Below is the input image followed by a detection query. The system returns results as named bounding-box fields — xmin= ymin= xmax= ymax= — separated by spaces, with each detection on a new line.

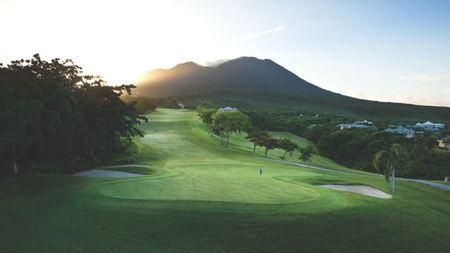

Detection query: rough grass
xmin=0 ymin=109 xmax=448 ymax=252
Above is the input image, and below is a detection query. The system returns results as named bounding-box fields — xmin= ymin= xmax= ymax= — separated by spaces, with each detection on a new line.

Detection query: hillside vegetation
xmin=135 ymin=57 xmax=450 ymax=122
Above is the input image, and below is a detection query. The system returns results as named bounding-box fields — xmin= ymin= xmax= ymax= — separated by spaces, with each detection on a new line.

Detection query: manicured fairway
xmin=0 ymin=109 xmax=449 ymax=252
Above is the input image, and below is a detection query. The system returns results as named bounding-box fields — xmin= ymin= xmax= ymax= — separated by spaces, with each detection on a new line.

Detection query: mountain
xmin=136 ymin=57 xmax=328 ymax=97
xmin=134 ymin=57 xmax=450 ymax=122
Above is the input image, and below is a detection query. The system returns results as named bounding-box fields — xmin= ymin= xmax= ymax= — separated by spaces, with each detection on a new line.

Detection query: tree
xmin=122 ymin=95 xmax=157 ymax=114
xmin=298 ymin=143 xmax=315 ymax=161
xmin=260 ymin=136 xmax=281 ymax=157
xmin=0 ymin=54 xmax=146 ymax=176
xmin=373 ymin=143 xmax=409 ymax=193
xmin=197 ymin=106 xmax=217 ymax=136
xmin=212 ymin=111 xmax=226 ymax=144
xmin=246 ymin=130 xmax=269 ymax=153
xmin=279 ymin=138 xmax=298 ymax=160
xmin=212 ymin=110 xmax=251 ymax=147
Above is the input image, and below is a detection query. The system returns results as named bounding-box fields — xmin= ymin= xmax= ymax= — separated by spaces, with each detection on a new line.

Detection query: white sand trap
xmin=73 ymin=169 xmax=146 ymax=178
xmin=319 ymin=185 xmax=392 ymax=199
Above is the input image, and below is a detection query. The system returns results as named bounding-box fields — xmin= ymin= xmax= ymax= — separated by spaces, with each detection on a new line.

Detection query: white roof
xmin=219 ymin=106 xmax=237 ymax=112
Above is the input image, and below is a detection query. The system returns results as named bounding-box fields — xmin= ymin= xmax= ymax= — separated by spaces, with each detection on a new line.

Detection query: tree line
xmin=0 ymin=55 xmax=145 ymax=177
xmin=244 ymin=112 xmax=449 ymax=180
xmin=197 ymin=105 xmax=315 ymax=160
xmin=121 ymin=95 xmax=188 ymax=114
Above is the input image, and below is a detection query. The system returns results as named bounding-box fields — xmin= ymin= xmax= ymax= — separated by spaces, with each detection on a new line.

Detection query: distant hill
xmin=135 ymin=57 xmax=450 ymax=122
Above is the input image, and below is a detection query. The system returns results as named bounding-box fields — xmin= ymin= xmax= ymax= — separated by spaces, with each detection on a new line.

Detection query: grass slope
xmin=0 ymin=109 xmax=449 ymax=252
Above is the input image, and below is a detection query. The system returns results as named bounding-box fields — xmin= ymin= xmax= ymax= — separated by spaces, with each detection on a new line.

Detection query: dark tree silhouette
xmin=0 ymin=54 xmax=146 ymax=176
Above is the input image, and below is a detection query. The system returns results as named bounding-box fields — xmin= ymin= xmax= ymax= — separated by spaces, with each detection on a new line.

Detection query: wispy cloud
xmin=350 ymin=91 xmax=367 ymax=99
xmin=230 ymin=23 xmax=286 ymax=43
xmin=394 ymin=95 xmax=450 ymax=107
xmin=203 ymin=58 xmax=230 ymax=67
xmin=400 ymin=73 xmax=450 ymax=82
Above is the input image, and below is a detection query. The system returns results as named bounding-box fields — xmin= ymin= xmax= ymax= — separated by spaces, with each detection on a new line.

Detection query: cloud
xmin=350 ymin=91 xmax=367 ymax=99
xmin=230 ymin=23 xmax=286 ymax=43
xmin=393 ymin=95 xmax=450 ymax=107
xmin=203 ymin=58 xmax=230 ymax=67
xmin=444 ymin=88 xmax=450 ymax=94
xmin=400 ymin=73 xmax=450 ymax=82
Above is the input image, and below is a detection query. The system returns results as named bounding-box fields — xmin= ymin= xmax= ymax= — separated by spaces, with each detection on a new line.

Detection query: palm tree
xmin=373 ymin=144 xmax=409 ymax=193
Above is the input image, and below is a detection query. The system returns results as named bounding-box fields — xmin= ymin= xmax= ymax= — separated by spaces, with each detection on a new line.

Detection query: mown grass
xmin=100 ymin=165 xmax=154 ymax=175
xmin=0 ymin=109 xmax=448 ymax=252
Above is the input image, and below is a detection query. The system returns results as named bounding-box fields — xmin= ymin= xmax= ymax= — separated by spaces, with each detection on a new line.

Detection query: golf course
xmin=1 ymin=109 xmax=449 ymax=252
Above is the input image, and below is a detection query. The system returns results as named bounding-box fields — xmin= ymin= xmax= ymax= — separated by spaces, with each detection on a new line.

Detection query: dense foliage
xmin=246 ymin=112 xmax=450 ymax=179
xmin=121 ymin=95 xmax=158 ymax=114
xmin=279 ymin=138 xmax=298 ymax=160
xmin=121 ymin=95 xmax=184 ymax=113
xmin=211 ymin=110 xmax=251 ymax=146
xmin=197 ymin=106 xmax=217 ymax=136
xmin=0 ymin=55 xmax=146 ymax=177
xmin=298 ymin=143 xmax=316 ymax=162
xmin=246 ymin=130 xmax=269 ymax=153
xmin=258 ymin=137 xmax=281 ymax=157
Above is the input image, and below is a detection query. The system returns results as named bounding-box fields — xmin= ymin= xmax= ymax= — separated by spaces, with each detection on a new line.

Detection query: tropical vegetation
xmin=0 ymin=55 xmax=145 ymax=176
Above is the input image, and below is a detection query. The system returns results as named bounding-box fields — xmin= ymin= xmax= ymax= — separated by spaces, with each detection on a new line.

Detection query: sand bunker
xmin=73 ymin=169 xmax=146 ymax=178
xmin=319 ymin=185 xmax=392 ymax=199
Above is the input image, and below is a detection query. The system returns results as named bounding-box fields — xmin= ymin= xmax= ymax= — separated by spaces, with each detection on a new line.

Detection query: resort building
xmin=415 ymin=121 xmax=445 ymax=130
xmin=219 ymin=106 xmax=237 ymax=112
xmin=384 ymin=126 xmax=415 ymax=138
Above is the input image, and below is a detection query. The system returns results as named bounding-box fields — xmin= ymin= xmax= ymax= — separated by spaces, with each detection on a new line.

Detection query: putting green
xmin=100 ymin=164 xmax=321 ymax=203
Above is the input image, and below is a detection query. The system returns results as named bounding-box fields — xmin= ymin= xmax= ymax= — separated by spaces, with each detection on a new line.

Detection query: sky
xmin=1 ymin=0 xmax=450 ymax=107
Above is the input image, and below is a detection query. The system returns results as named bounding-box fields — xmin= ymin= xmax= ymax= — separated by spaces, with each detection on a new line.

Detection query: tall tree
xmin=212 ymin=110 xmax=251 ymax=147
xmin=279 ymin=138 xmax=299 ymax=160
xmin=373 ymin=143 xmax=409 ymax=193
xmin=197 ymin=106 xmax=217 ymax=136
xmin=298 ymin=143 xmax=316 ymax=161
xmin=246 ymin=130 xmax=269 ymax=153
xmin=260 ymin=136 xmax=281 ymax=157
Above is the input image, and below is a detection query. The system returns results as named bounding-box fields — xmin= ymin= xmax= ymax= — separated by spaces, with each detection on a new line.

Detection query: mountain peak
xmin=136 ymin=55 xmax=322 ymax=98
xmin=217 ymin=56 xmax=272 ymax=67
xmin=171 ymin=61 xmax=202 ymax=70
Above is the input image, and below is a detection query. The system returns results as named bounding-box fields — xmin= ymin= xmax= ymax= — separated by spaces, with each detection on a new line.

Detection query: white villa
xmin=337 ymin=123 xmax=370 ymax=130
xmin=219 ymin=106 xmax=237 ymax=112
xmin=355 ymin=120 xmax=373 ymax=125
xmin=415 ymin=121 xmax=445 ymax=130
xmin=337 ymin=120 xmax=377 ymax=131
xmin=385 ymin=126 xmax=415 ymax=138
xmin=336 ymin=123 xmax=378 ymax=131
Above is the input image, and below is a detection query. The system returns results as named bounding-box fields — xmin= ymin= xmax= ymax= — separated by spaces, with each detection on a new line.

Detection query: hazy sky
xmin=1 ymin=0 xmax=449 ymax=107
